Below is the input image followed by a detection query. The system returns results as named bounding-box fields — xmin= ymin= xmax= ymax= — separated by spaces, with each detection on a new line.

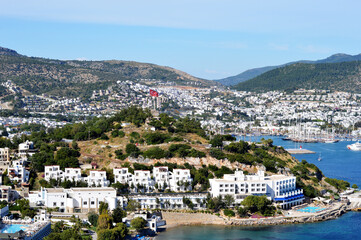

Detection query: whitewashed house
xmin=86 ymin=170 xmax=110 ymax=187
xmin=170 ymin=169 xmax=193 ymax=192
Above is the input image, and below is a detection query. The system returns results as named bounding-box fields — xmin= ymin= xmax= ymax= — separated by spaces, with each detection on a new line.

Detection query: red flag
xmin=150 ymin=89 xmax=159 ymax=97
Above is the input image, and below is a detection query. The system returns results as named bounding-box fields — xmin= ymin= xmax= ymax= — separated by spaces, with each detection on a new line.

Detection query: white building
xmin=8 ymin=159 xmax=30 ymax=183
xmin=18 ymin=140 xmax=36 ymax=158
xmin=63 ymin=168 xmax=83 ymax=182
xmin=209 ymin=169 xmax=304 ymax=209
xmin=170 ymin=169 xmax=193 ymax=192
xmin=126 ymin=193 xmax=207 ymax=210
xmin=86 ymin=170 xmax=110 ymax=187
xmin=113 ymin=168 xmax=132 ymax=184
xmin=153 ymin=166 xmax=170 ymax=189
xmin=112 ymin=167 xmax=193 ymax=192
xmin=0 ymin=147 xmax=10 ymax=161
xmin=131 ymin=170 xmax=154 ymax=192
xmin=44 ymin=166 xmax=107 ymax=186
xmin=44 ymin=165 xmax=63 ymax=181
xmin=28 ymin=187 xmax=119 ymax=213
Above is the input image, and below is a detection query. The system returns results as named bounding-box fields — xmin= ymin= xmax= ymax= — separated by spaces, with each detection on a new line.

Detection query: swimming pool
xmin=0 ymin=224 xmax=29 ymax=233
xmin=296 ymin=206 xmax=325 ymax=213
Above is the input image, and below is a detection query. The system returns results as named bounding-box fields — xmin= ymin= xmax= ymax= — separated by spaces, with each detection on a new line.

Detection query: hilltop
xmin=233 ymin=61 xmax=361 ymax=93
xmin=0 ymin=47 xmax=216 ymax=98
xmin=21 ymin=106 xmax=344 ymax=197
xmin=217 ymin=53 xmax=361 ymax=86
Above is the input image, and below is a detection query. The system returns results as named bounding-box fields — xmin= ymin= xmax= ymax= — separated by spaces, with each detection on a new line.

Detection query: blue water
xmin=0 ymin=224 xmax=29 ymax=233
xmin=156 ymin=137 xmax=361 ymax=240
xmin=296 ymin=206 xmax=325 ymax=213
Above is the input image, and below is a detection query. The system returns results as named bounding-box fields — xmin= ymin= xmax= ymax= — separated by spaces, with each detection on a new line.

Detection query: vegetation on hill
xmin=233 ymin=61 xmax=361 ymax=92
xmin=218 ymin=53 xmax=361 ymax=86
xmin=0 ymin=48 xmax=215 ymax=98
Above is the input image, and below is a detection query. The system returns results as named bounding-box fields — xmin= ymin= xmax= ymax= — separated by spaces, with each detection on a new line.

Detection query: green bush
xmin=223 ymin=209 xmax=235 ymax=217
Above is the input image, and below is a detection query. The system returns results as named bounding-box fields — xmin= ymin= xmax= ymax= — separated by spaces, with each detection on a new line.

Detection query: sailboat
xmin=318 ymin=153 xmax=322 ymax=161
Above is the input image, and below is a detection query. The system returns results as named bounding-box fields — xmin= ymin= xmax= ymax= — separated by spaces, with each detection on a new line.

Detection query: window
xmin=84 ymin=201 xmax=88 ymax=205
xmin=220 ymin=184 xmax=223 ymax=187
xmin=53 ymin=202 xmax=57 ymax=207
xmin=61 ymin=202 xmax=64 ymax=206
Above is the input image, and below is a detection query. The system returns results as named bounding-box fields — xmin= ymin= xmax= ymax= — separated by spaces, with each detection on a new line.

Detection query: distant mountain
xmin=233 ymin=61 xmax=361 ymax=93
xmin=217 ymin=53 xmax=361 ymax=86
xmin=0 ymin=47 xmax=216 ymax=98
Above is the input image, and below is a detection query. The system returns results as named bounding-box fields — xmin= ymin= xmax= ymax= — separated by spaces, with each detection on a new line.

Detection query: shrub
xmin=223 ymin=209 xmax=235 ymax=217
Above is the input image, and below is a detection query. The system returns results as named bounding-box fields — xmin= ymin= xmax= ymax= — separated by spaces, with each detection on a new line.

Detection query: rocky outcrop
xmin=0 ymin=47 xmax=20 ymax=56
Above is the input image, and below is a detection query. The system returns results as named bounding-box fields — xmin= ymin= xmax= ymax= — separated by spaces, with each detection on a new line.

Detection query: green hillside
xmin=0 ymin=47 xmax=214 ymax=98
xmin=233 ymin=61 xmax=361 ymax=92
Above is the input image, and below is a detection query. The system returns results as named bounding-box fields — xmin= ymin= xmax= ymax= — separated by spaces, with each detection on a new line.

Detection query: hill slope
xmin=0 ymin=47 xmax=215 ymax=98
xmin=233 ymin=61 xmax=361 ymax=92
xmin=217 ymin=53 xmax=361 ymax=86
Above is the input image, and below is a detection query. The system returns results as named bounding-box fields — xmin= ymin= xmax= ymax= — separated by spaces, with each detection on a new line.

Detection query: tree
xmin=125 ymin=144 xmax=141 ymax=158
xmin=55 ymin=147 xmax=80 ymax=170
xmin=241 ymin=195 xmax=274 ymax=215
xmin=224 ymin=194 xmax=235 ymax=208
xmin=210 ymin=135 xmax=223 ymax=148
xmin=99 ymin=201 xmax=109 ymax=214
xmin=72 ymin=140 xmax=80 ymax=150
xmin=130 ymin=217 xmax=147 ymax=232
xmin=112 ymin=207 xmax=126 ymax=223
xmin=237 ymin=207 xmax=248 ymax=217
xmin=97 ymin=222 xmax=128 ymax=240
xmin=126 ymin=199 xmax=140 ymax=212
xmin=97 ymin=212 xmax=113 ymax=231
xmin=352 ymin=184 xmax=358 ymax=189
xmin=88 ymin=212 xmax=99 ymax=227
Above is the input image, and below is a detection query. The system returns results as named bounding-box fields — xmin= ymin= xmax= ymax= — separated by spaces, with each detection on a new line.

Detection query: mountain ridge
xmin=217 ymin=53 xmax=361 ymax=86
xmin=0 ymin=46 xmax=216 ymax=98
xmin=232 ymin=61 xmax=361 ymax=93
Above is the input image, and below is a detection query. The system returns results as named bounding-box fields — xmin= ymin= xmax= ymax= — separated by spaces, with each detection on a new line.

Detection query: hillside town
xmin=1 ymin=80 xmax=361 ymax=139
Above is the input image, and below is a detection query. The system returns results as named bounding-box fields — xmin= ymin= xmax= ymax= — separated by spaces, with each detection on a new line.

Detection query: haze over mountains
xmin=0 ymin=47 xmax=215 ymax=98
xmin=217 ymin=53 xmax=361 ymax=86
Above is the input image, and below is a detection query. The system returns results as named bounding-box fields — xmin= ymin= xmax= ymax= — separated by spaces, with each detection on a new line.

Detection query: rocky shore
xmin=161 ymin=203 xmax=348 ymax=229
xmin=225 ymin=203 xmax=347 ymax=226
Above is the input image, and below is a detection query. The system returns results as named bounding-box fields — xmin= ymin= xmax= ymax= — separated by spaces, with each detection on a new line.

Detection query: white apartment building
xmin=126 ymin=193 xmax=207 ymax=210
xmin=170 ymin=169 xmax=193 ymax=192
xmin=112 ymin=167 xmax=193 ymax=192
xmin=44 ymin=165 xmax=63 ymax=181
xmin=131 ymin=170 xmax=154 ymax=192
xmin=86 ymin=170 xmax=110 ymax=187
xmin=0 ymin=186 xmax=14 ymax=202
xmin=18 ymin=140 xmax=36 ymax=158
xmin=0 ymin=147 xmax=10 ymax=161
xmin=28 ymin=187 xmax=119 ymax=213
xmin=8 ymin=159 xmax=30 ymax=183
xmin=113 ymin=168 xmax=132 ymax=184
xmin=44 ymin=166 xmax=108 ymax=187
xmin=209 ymin=169 xmax=304 ymax=209
xmin=63 ymin=168 xmax=83 ymax=182
xmin=0 ymin=147 xmax=10 ymax=172
xmin=153 ymin=166 xmax=170 ymax=189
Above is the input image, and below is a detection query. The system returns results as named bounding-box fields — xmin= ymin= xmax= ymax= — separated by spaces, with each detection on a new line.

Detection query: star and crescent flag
xmin=149 ymin=89 xmax=159 ymax=97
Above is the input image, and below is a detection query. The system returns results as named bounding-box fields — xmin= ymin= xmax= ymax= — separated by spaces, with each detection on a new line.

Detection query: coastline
xmin=161 ymin=203 xmax=348 ymax=230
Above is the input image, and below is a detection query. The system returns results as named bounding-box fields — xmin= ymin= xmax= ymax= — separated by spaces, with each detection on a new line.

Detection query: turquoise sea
xmin=156 ymin=137 xmax=361 ymax=240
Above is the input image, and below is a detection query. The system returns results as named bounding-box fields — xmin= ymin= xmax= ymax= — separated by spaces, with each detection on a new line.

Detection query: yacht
xmin=347 ymin=142 xmax=361 ymax=151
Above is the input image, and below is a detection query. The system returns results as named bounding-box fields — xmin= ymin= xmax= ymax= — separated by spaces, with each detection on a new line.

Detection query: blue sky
xmin=0 ymin=0 xmax=360 ymax=79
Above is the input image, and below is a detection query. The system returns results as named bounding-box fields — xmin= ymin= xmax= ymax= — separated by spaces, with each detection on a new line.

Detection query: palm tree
xmin=224 ymin=194 xmax=235 ymax=208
